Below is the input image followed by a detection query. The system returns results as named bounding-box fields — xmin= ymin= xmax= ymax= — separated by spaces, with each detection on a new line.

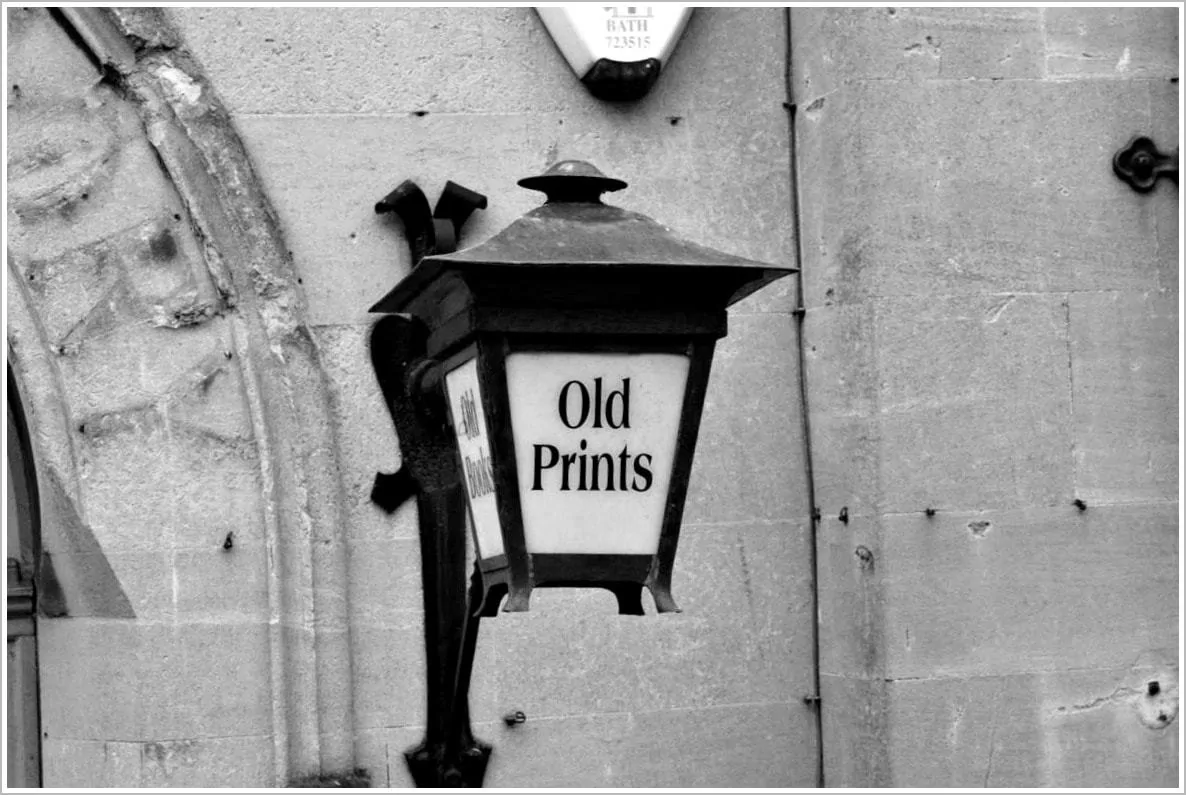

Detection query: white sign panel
xmin=445 ymin=359 xmax=505 ymax=560
xmin=505 ymin=352 xmax=690 ymax=556
xmin=537 ymin=6 xmax=693 ymax=76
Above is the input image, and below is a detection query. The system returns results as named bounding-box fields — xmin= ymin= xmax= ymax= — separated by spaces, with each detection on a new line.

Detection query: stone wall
xmin=792 ymin=7 xmax=1179 ymax=787
xmin=8 ymin=6 xmax=818 ymax=787
xmin=7 ymin=5 xmax=1177 ymax=789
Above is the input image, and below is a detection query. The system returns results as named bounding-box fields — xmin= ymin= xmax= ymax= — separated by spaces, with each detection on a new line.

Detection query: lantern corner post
xmin=368 ymin=314 xmax=492 ymax=789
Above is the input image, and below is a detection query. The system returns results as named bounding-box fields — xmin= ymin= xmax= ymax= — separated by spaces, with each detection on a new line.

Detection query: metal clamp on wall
xmin=1113 ymin=136 xmax=1179 ymax=194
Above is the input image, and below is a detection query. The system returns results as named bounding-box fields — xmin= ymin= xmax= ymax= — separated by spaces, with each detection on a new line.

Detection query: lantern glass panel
xmin=505 ymin=351 xmax=690 ymax=555
xmin=444 ymin=357 xmax=505 ymax=559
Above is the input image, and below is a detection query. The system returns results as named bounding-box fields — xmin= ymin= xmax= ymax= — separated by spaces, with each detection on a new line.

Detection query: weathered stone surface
xmin=1150 ymin=77 xmax=1179 ymax=294
xmin=8 ymin=94 xmax=196 ymax=262
xmin=313 ymin=324 xmax=418 ymax=543
xmin=685 ymin=313 xmax=808 ymax=525
xmin=805 ymin=295 xmax=1074 ymax=516
xmin=40 ymin=738 xmax=107 ymax=788
xmin=792 ymin=7 xmax=1045 ymax=99
xmin=39 ymin=620 xmax=272 ymax=740
xmin=237 ymin=111 xmax=793 ymax=326
xmin=816 ymin=516 xmax=885 ymax=681
xmin=887 ymin=664 xmax=1179 ymax=787
xmin=174 ymin=545 xmax=270 ymax=622
xmin=931 ymin=7 xmax=1046 ymax=79
xmin=819 ymin=674 xmax=891 ymax=787
xmin=5 ymin=7 xmax=99 ymax=100
xmin=877 ymin=503 xmax=1178 ymax=678
xmin=796 ymin=79 xmax=1160 ymax=306
xmin=481 ymin=522 xmax=813 ymax=721
xmin=234 ymin=113 xmax=540 ymax=327
xmin=360 ymin=702 xmax=810 ymax=788
xmin=1070 ymin=291 xmax=1178 ymax=504
xmin=1045 ymin=7 xmax=1180 ymax=78
xmin=170 ymin=8 xmax=785 ymax=117
xmin=41 ymin=735 xmax=274 ymax=788
xmin=876 ymin=294 xmax=1074 ymax=513
xmin=78 ymin=428 xmax=263 ymax=552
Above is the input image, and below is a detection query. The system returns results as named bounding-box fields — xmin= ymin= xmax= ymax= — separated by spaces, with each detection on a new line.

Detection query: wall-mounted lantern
xmin=536 ymin=6 xmax=693 ymax=101
xmin=369 ymin=161 xmax=793 ymax=787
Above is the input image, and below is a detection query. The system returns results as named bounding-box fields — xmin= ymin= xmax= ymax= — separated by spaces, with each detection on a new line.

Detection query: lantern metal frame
xmin=369 ymin=161 xmax=794 ymax=788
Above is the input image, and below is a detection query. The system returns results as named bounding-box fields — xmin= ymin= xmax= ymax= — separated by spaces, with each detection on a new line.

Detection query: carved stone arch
xmin=6 ymin=7 xmax=353 ymax=786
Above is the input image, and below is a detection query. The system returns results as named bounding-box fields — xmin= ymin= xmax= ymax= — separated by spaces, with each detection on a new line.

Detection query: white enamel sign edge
xmin=444 ymin=358 xmax=506 ymax=560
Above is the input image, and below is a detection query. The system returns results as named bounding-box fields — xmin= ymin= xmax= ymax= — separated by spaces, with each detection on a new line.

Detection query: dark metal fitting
xmin=434 ymin=180 xmax=489 ymax=248
xmin=838 ymin=506 xmax=849 ymax=525
xmin=1072 ymin=498 xmax=1087 ymax=511
xmin=376 ymin=179 xmax=488 ymax=267
xmin=1113 ymin=136 xmax=1178 ymax=193
xmin=405 ymin=358 xmax=446 ymax=425
xmin=503 ymin=710 xmax=527 ymax=727
xmin=376 ymin=180 xmax=435 ymax=266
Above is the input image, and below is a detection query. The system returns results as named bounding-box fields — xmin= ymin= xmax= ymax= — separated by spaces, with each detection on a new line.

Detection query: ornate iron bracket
xmin=1113 ymin=136 xmax=1179 ymax=194
xmin=376 ymin=180 xmax=488 ymax=266
xmin=369 ymin=314 xmax=491 ymax=788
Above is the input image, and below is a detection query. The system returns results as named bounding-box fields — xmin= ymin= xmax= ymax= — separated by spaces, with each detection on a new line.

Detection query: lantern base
xmin=472 ymin=553 xmax=680 ymax=616
xmin=405 ymin=739 xmax=491 ymax=788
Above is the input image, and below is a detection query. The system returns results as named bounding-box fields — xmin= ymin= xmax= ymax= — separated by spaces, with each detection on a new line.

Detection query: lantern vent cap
xmin=517 ymin=160 xmax=627 ymax=204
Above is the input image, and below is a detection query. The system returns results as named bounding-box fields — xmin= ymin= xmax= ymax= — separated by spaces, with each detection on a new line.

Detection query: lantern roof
xmin=370 ymin=161 xmax=795 ymax=314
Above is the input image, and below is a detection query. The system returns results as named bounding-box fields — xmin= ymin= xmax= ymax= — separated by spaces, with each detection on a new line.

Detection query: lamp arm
xmin=369 ymin=314 xmax=492 ymax=788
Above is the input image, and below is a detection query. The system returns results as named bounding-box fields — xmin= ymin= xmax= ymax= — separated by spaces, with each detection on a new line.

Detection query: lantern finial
xmin=517 ymin=160 xmax=628 ymax=204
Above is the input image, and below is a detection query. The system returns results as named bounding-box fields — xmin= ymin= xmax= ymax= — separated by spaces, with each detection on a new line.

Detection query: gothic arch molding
xmin=6 ymin=7 xmax=354 ymax=784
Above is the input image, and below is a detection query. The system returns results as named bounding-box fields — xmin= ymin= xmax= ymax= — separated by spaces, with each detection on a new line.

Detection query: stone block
xmin=171 ymin=7 xmax=784 ymax=117
xmin=44 ymin=734 xmax=274 ymax=788
xmin=78 ymin=422 xmax=263 ymax=552
xmin=5 ymin=7 xmax=101 ymax=101
xmin=1045 ymin=7 xmax=1179 ymax=78
xmin=875 ymin=294 xmax=1074 ymax=513
xmin=40 ymin=738 xmax=107 ymax=788
xmin=796 ymin=80 xmax=1160 ymax=306
xmin=480 ymin=702 xmax=811 ymax=788
xmin=174 ymin=545 xmax=270 ymax=622
xmin=346 ymin=538 xmax=425 ymax=628
xmin=138 ymin=735 xmax=274 ymax=788
xmin=312 ymin=322 xmax=428 ymax=544
xmin=685 ymin=313 xmax=809 ymax=525
xmin=39 ymin=619 xmax=272 ymax=740
xmin=686 ymin=110 xmax=795 ymax=315
xmin=170 ymin=7 xmax=570 ymax=116
xmin=354 ymin=725 xmax=424 ymax=788
xmin=349 ymin=613 xmax=430 ymax=731
xmin=793 ymin=7 xmax=1045 ymax=92
xmin=877 ymin=503 xmax=1178 ymax=678
xmin=886 ymin=664 xmax=1179 ymax=787
xmin=818 ymin=674 xmax=891 ymax=787
xmin=790 ymin=8 xmax=941 ymax=101
xmin=56 ymin=317 xmax=237 ymax=419
xmin=930 ymin=7 xmax=1046 ymax=79
xmin=805 ymin=295 xmax=1074 ymax=515
xmin=1150 ymin=76 xmax=1178 ymax=294
xmin=234 ymin=113 xmax=540 ymax=327
xmin=816 ymin=516 xmax=885 ymax=680
xmin=800 ymin=304 xmax=880 ymax=517
xmin=91 ymin=549 xmax=171 ymax=621
xmin=660 ymin=7 xmax=788 ymax=117
xmin=1070 ymin=291 xmax=1177 ymax=504
xmin=482 ymin=522 xmax=813 ymax=721
xmin=10 ymin=95 xmax=193 ymax=262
